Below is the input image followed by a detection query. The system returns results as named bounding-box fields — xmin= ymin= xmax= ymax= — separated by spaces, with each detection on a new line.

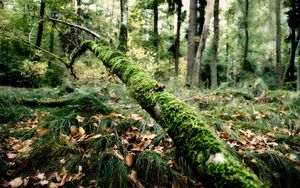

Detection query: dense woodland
xmin=0 ymin=0 xmax=299 ymax=187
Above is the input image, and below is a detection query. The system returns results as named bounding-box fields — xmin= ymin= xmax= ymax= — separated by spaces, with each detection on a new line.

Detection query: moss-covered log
xmin=72 ymin=40 xmax=263 ymax=188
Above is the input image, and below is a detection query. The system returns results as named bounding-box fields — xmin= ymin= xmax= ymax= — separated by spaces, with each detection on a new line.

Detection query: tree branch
xmin=47 ymin=17 xmax=101 ymax=39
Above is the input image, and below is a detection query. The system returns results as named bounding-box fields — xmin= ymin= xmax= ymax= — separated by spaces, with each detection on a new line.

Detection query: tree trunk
xmin=297 ymin=44 xmax=300 ymax=91
xmin=194 ymin=0 xmax=214 ymax=86
xmin=186 ymin=0 xmax=198 ymax=87
xmin=120 ymin=0 xmax=128 ymax=25
xmin=154 ymin=0 xmax=159 ymax=64
xmin=242 ymin=0 xmax=253 ymax=72
xmin=0 ymin=0 xmax=4 ymax=9
xmin=275 ymin=0 xmax=282 ymax=87
xmin=210 ymin=0 xmax=219 ymax=90
xmin=36 ymin=1 xmax=46 ymax=48
xmin=286 ymin=27 xmax=297 ymax=82
xmin=174 ymin=2 xmax=182 ymax=76
xmin=71 ymin=40 xmax=263 ymax=187
xmin=77 ymin=0 xmax=83 ymax=25
xmin=119 ymin=0 xmax=128 ymax=52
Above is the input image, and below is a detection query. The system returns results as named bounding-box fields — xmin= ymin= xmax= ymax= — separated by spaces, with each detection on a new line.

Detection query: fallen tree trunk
xmin=72 ymin=40 xmax=263 ymax=187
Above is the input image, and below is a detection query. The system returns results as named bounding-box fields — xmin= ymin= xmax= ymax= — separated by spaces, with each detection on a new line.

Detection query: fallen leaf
xmin=49 ymin=182 xmax=59 ymax=188
xmin=76 ymin=115 xmax=85 ymax=123
xmin=40 ymin=180 xmax=49 ymax=186
xmin=251 ymin=159 xmax=257 ymax=163
xmin=78 ymin=127 xmax=85 ymax=136
xmin=238 ymin=149 xmax=244 ymax=156
xmin=125 ymin=152 xmax=133 ymax=167
xmin=129 ymin=170 xmax=138 ymax=183
xmin=131 ymin=114 xmax=143 ymax=121
xmin=36 ymin=127 xmax=47 ymax=136
xmin=36 ymin=173 xmax=45 ymax=180
xmin=7 ymin=152 xmax=17 ymax=160
xmin=12 ymin=143 xmax=25 ymax=151
xmin=9 ymin=177 xmax=23 ymax=188
xmin=219 ymin=131 xmax=230 ymax=139
xmin=70 ymin=126 xmax=78 ymax=136
xmin=85 ymin=134 xmax=102 ymax=141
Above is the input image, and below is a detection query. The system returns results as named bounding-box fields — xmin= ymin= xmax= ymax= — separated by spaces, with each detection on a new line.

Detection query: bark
xmin=210 ymin=0 xmax=219 ymax=90
xmin=197 ymin=0 xmax=207 ymax=36
xmin=174 ymin=2 xmax=182 ymax=76
xmin=186 ymin=0 xmax=197 ymax=86
xmin=297 ymin=44 xmax=300 ymax=91
xmin=36 ymin=1 xmax=46 ymax=48
xmin=120 ymin=0 xmax=128 ymax=26
xmin=194 ymin=0 xmax=214 ymax=86
xmin=119 ymin=0 xmax=128 ymax=52
xmin=0 ymin=0 xmax=4 ymax=9
xmin=71 ymin=40 xmax=263 ymax=187
xmin=242 ymin=0 xmax=253 ymax=72
xmin=48 ymin=17 xmax=101 ymax=39
xmin=154 ymin=0 xmax=159 ymax=64
xmin=286 ymin=27 xmax=297 ymax=82
xmin=275 ymin=0 xmax=282 ymax=87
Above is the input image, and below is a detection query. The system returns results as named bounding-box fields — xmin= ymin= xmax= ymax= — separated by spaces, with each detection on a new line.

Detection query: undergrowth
xmin=0 ymin=84 xmax=299 ymax=187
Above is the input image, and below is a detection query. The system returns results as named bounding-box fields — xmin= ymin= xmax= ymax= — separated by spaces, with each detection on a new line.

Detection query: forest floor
xmin=0 ymin=82 xmax=299 ymax=188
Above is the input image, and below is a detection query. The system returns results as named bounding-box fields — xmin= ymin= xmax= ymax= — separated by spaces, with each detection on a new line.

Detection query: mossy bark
xmin=72 ymin=40 xmax=264 ymax=188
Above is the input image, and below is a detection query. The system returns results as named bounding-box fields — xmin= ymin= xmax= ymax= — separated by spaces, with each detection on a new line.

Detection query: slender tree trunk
xmin=197 ymin=0 xmax=207 ymax=36
xmin=210 ymin=0 xmax=219 ymax=90
xmin=275 ymin=0 xmax=282 ymax=87
xmin=186 ymin=0 xmax=197 ymax=86
xmin=286 ymin=25 xmax=297 ymax=82
xmin=0 ymin=0 xmax=4 ymax=9
xmin=77 ymin=0 xmax=83 ymax=25
xmin=297 ymin=42 xmax=300 ymax=91
xmin=71 ymin=40 xmax=263 ymax=187
xmin=119 ymin=0 xmax=128 ymax=52
xmin=120 ymin=0 xmax=128 ymax=25
xmin=194 ymin=0 xmax=214 ymax=86
xmin=242 ymin=0 xmax=252 ymax=72
xmin=36 ymin=1 xmax=46 ymax=48
xmin=154 ymin=0 xmax=159 ymax=64
xmin=174 ymin=2 xmax=182 ymax=76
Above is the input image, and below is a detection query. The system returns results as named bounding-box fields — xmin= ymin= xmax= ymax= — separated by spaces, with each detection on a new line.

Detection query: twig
xmin=47 ymin=17 xmax=101 ymax=39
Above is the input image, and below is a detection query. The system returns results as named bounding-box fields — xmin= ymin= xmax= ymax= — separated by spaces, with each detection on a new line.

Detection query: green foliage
xmin=136 ymin=151 xmax=182 ymax=187
xmin=244 ymin=151 xmax=300 ymax=188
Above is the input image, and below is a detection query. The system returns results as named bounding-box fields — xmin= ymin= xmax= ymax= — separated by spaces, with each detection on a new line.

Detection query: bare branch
xmin=47 ymin=17 xmax=101 ymax=39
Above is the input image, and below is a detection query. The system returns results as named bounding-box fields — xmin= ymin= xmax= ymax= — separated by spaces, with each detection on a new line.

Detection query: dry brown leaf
xmin=131 ymin=114 xmax=144 ymax=121
xmin=7 ymin=152 xmax=17 ymax=160
xmin=251 ymin=159 xmax=257 ymax=163
xmin=219 ymin=131 xmax=230 ymax=139
xmin=125 ymin=152 xmax=133 ymax=167
xmin=49 ymin=182 xmax=59 ymax=188
xmin=40 ymin=180 xmax=49 ymax=186
xmin=12 ymin=143 xmax=25 ymax=151
xmin=60 ymin=134 xmax=70 ymax=142
xmin=76 ymin=115 xmax=85 ymax=123
xmin=60 ymin=167 xmax=68 ymax=186
xmin=140 ymin=133 xmax=156 ymax=141
xmin=113 ymin=149 xmax=124 ymax=160
xmin=129 ymin=170 xmax=138 ymax=183
xmin=85 ymin=134 xmax=102 ymax=141
xmin=70 ymin=126 xmax=78 ymax=136
xmin=267 ymin=142 xmax=278 ymax=147
xmin=36 ymin=127 xmax=47 ymax=136
xmin=78 ymin=127 xmax=85 ymax=136
xmin=238 ymin=149 xmax=244 ymax=156
xmin=36 ymin=173 xmax=45 ymax=180
xmin=9 ymin=177 xmax=23 ymax=188
xmin=239 ymin=139 xmax=248 ymax=145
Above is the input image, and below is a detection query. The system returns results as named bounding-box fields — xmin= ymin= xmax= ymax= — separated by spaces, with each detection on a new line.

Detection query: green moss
xmin=72 ymin=40 xmax=264 ymax=187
